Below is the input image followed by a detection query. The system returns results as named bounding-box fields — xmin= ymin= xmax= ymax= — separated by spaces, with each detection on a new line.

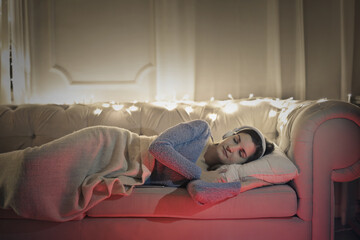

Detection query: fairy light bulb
xmin=185 ymin=106 xmax=194 ymax=114
xmin=128 ymin=106 xmax=139 ymax=112
xmin=223 ymin=103 xmax=238 ymax=114
xmin=208 ymin=113 xmax=217 ymax=121
xmin=93 ymin=108 xmax=102 ymax=115
xmin=268 ymin=109 xmax=277 ymax=117
xmin=112 ymin=104 xmax=124 ymax=111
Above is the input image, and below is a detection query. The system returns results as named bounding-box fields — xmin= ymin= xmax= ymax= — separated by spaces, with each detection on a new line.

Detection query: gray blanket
xmin=0 ymin=126 xmax=155 ymax=222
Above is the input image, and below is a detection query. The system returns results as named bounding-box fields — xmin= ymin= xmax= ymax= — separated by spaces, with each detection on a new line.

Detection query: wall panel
xmin=29 ymin=0 xmax=156 ymax=104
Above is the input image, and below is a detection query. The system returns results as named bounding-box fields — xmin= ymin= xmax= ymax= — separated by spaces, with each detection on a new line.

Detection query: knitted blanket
xmin=0 ymin=126 xmax=155 ymax=222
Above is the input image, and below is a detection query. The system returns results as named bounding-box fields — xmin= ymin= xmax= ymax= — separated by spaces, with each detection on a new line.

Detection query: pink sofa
xmin=0 ymin=97 xmax=359 ymax=240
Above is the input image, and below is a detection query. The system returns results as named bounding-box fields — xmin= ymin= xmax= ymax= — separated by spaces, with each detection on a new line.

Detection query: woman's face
xmin=216 ymin=133 xmax=256 ymax=165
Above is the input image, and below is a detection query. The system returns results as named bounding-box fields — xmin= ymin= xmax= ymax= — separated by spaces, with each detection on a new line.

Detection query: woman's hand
xmin=200 ymin=168 xmax=228 ymax=183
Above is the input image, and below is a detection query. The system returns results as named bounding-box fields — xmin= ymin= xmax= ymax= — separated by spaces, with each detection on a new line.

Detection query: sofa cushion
xmin=0 ymin=103 xmax=142 ymax=153
xmin=139 ymin=99 xmax=282 ymax=143
xmin=87 ymin=184 xmax=297 ymax=219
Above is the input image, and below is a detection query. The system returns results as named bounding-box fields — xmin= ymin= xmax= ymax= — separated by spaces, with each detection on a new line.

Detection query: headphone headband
xmin=222 ymin=126 xmax=266 ymax=158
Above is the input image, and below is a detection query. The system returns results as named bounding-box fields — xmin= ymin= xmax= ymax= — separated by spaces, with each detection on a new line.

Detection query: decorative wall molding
xmin=49 ymin=63 xmax=155 ymax=86
xmin=24 ymin=0 xmax=353 ymax=104
xmin=48 ymin=0 xmax=156 ymax=86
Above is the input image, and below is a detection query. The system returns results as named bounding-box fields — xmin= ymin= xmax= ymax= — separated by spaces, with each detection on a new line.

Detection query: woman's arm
xmin=148 ymin=120 xmax=211 ymax=180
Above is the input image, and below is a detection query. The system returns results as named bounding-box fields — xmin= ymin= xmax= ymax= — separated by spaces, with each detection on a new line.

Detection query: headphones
xmin=222 ymin=126 xmax=266 ymax=158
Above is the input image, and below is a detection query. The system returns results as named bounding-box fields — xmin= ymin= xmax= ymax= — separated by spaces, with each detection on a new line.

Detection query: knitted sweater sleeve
xmin=187 ymin=180 xmax=242 ymax=205
xmin=148 ymin=120 xmax=211 ymax=180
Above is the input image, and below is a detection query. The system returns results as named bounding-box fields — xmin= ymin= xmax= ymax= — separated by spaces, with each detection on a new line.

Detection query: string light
xmin=348 ymin=93 xmax=352 ymax=103
xmin=128 ymin=105 xmax=139 ymax=112
xmin=268 ymin=109 xmax=277 ymax=117
xmin=239 ymin=99 xmax=263 ymax=106
xmin=152 ymin=102 xmax=178 ymax=111
xmin=93 ymin=108 xmax=102 ymax=115
xmin=165 ymin=102 xmax=177 ymax=111
xmin=223 ymin=103 xmax=238 ymax=114
xmin=185 ymin=106 xmax=194 ymax=114
xmin=208 ymin=113 xmax=217 ymax=121
xmin=197 ymin=102 xmax=207 ymax=107
xmin=317 ymin=98 xmax=328 ymax=103
xmin=112 ymin=104 xmax=124 ymax=111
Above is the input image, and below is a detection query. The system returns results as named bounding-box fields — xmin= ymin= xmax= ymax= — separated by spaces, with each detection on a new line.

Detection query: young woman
xmin=0 ymin=119 xmax=274 ymax=221
xmin=147 ymin=119 xmax=274 ymax=186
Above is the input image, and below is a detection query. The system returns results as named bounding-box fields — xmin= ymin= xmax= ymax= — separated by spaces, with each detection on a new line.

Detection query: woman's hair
xmin=209 ymin=128 xmax=275 ymax=171
xmin=237 ymin=129 xmax=275 ymax=163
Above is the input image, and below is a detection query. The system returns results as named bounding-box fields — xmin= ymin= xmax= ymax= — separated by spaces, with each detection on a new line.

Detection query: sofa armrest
xmin=332 ymin=159 xmax=360 ymax=182
xmin=284 ymin=100 xmax=360 ymax=240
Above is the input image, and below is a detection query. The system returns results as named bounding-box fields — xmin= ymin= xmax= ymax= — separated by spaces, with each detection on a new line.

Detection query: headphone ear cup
xmin=222 ymin=126 xmax=251 ymax=139
xmin=222 ymin=131 xmax=233 ymax=139
xmin=233 ymin=126 xmax=248 ymax=133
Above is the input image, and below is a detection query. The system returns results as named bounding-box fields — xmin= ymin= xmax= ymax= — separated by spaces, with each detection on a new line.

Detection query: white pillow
xmin=220 ymin=145 xmax=299 ymax=189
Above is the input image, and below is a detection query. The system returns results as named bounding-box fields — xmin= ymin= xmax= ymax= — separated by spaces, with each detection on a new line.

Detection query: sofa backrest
xmin=0 ymin=98 xmax=305 ymax=154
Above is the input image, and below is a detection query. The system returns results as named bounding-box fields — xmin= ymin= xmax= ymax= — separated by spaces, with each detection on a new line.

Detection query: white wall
xmin=352 ymin=0 xmax=360 ymax=97
xmin=24 ymin=0 xmax=300 ymax=104
xmin=303 ymin=0 xmax=353 ymax=100
xmin=28 ymin=0 xmax=157 ymax=103
xmin=194 ymin=0 xmax=284 ymax=100
xmin=1 ymin=0 xmax=358 ymax=104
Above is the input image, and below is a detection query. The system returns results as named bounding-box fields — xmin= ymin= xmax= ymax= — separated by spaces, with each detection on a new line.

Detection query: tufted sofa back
xmin=0 ymin=98 xmax=307 ymax=154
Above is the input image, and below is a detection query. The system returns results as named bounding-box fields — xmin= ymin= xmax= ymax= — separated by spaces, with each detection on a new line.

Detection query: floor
xmin=335 ymin=215 xmax=360 ymax=240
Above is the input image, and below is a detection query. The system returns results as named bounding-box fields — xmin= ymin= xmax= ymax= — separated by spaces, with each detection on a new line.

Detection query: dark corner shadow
xmin=0 ymin=209 xmax=82 ymax=234
xmin=0 ymin=217 xmax=65 ymax=234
